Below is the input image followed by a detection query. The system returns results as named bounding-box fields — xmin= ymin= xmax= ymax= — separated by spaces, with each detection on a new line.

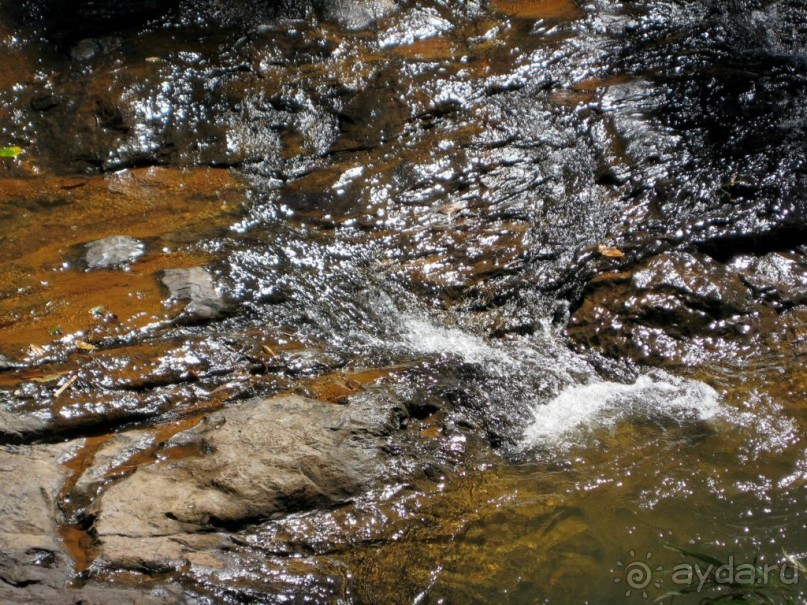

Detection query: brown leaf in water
xmin=597 ymin=244 xmax=625 ymax=259
xmin=28 ymin=344 xmax=46 ymax=357
xmin=30 ymin=373 xmax=68 ymax=383
xmin=437 ymin=202 xmax=466 ymax=217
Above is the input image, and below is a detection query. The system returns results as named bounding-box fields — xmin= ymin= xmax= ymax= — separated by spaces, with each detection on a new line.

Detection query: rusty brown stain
xmin=490 ymin=0 xmax=583 ymax=20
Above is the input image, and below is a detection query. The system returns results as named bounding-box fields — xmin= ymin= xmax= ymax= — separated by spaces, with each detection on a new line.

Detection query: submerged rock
xmin=317 ymin=0 xmax=399 ymax=30
xmin=85 ymin=235 xmax=145 ymax=269
xmin=161 ymin=267 xmax=227 ymax=322
xmin=69 ymin=38 xmax=101 ymax=62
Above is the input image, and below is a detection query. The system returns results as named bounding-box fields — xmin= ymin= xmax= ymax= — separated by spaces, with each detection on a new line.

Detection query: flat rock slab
xmin=0 ymin=444 xmax=71 ymax=555
xmin=92 ymin=393 xmax=400 ymax=568
xmin=0 ymin=443 xmax=178 ymax=603
xmin=85 ymin=235 xmax=144 ymax=269
xmin=0 ymin=551 xmax=181 ymax=605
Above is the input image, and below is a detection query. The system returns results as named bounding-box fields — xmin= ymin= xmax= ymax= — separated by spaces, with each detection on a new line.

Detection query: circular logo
xmin=613 ymin=550 xmax=664 ymax=599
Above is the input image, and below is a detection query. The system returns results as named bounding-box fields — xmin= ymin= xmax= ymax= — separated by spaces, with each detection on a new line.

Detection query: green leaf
xmin=654 ymin=589 xmax=685 ymax=602
xmin=664 ymin=543 xmax=725 ymax=567
xmin=0 ymin=146 xmax=23 ymax=158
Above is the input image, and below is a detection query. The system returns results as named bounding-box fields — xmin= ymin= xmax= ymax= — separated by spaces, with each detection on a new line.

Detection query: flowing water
xmin=0 ymin=0 xmax=806 ymax=602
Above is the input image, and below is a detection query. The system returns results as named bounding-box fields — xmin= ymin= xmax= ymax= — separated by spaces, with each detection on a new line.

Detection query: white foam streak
xmin=400 ymin=317 xmax=513 ymax=365
xmin=523 ymin=373 xmax=723 ymax=448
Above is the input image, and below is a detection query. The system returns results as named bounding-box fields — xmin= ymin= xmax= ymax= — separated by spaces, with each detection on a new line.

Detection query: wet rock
xmin=161 ymin=267 xmax=227 ymax=322
xmin=0 ymin=551 xmax=182 ymax=604
xmin=729 ymin=251 xmax=807 ymax=309
xmin=282 ymin=349 xmax=348 ymax=376
xmin=0 ymin=354 xmax=25 ymax=372
xmin=91 ymin=394 xmax=401 ymax=568
xmin=0 ymin=411 xmax=47 ymax=442
xmin=85 ymin=235 xmax=144 ymax=269
xmin=628 ymin=251 xmax=750 ymax=314
xmin=71 ymin=430 xmax=156 ymax=497
xmin=377 ymin=5 xmax=453 ymax=48
xmin=568 ymin=251 xmax=756 ymax=363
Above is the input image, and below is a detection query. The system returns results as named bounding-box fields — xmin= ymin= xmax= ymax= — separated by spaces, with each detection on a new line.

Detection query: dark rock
xmin=69 ymin=38 xmax=102 ymax=62
xmin=161 ymin=267 xmax=227 ymax=322
xmin=21 ymin=0 xmax=176 ymax=41
xmin=30 ymin=92 xmax=61 ymax=112
xmin=85 ymin=235 xmax=144 ymax=269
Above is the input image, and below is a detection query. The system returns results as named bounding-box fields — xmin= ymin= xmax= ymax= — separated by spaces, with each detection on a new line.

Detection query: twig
xmin=54 ymin=375 xmax=78 ymax=398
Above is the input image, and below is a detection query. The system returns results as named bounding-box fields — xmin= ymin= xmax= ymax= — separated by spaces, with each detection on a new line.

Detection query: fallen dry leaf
xmin=75 ymin=341 xmax=97 ymax=351
xmin=597 ymin=243 xmax=625 ymax=259
xmin=28 ymin=344 xmax=46 ymax=357
xmin=437 ymin=202 xmax=466 ymax=217
xmin=30 ymin=373 xmax=68 ymax=384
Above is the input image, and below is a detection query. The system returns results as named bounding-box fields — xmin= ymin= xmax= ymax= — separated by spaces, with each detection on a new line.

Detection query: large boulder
xmin=91 ymin=393 xmax=404 ymax=569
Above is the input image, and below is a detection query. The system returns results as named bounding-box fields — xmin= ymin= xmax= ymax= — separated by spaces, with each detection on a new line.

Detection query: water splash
xmin=522 ymin=372 xmax=723 ymax=449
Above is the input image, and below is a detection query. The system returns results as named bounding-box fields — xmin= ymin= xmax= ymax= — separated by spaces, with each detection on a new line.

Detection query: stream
xmin=0 ymin=0 xmax=806 ymax=603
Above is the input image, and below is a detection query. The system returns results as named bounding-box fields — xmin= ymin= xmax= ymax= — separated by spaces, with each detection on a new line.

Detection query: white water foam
xmin=394 ymin=313 xmax=738 ymax=454
xmin=399 ymin=316 xmax=514 ymax=365
xmin=522 ymin=372 xmax=724 ymax=449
